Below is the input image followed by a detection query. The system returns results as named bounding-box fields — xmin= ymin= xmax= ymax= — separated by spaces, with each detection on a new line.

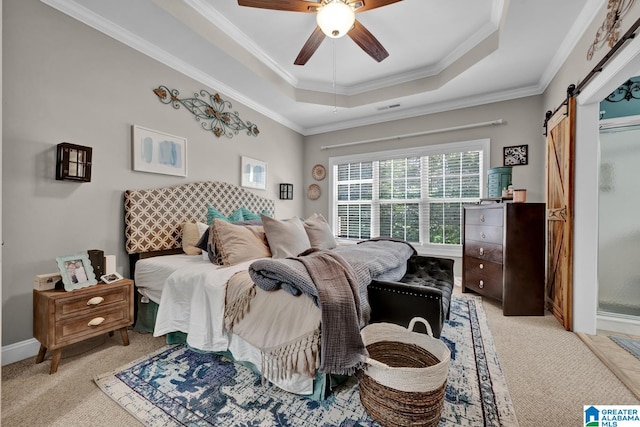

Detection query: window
xmin=329 ymin=139 xmax=489 ymax=256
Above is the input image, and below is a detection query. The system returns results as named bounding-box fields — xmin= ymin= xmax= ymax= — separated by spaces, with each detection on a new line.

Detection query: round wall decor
xmin=312 ymin=164 xmax=326 ymax=181
xmin=307 ymin=184 xmax=321 ymax=200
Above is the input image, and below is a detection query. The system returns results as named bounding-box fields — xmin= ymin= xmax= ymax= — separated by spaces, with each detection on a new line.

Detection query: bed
xmin=124 ymin=181 xmax=415 ymax=399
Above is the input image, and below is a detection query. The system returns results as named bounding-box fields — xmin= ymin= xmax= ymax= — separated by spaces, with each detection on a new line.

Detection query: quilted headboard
xmin=124 ymin=181 xmax=275 ymax=255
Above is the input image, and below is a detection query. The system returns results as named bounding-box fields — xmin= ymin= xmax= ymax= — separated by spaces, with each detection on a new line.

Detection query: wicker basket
xmin=359 ymin=317 xmax=450 ymax=427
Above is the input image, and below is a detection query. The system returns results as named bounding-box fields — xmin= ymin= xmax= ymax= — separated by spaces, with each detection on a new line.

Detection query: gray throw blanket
xmin=297 ymin=250 xmax=366 ymax=375
xmin=248 ymin=238 xmax=416 ymax=375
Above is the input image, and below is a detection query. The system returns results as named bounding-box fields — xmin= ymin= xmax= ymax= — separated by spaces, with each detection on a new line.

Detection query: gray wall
xmin=2 ymin=0 xmax=304 ymax=346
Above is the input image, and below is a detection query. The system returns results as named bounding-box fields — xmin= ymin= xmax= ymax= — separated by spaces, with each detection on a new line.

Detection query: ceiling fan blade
xmin=348 ymin=20 xmax=389 ymax=62
xmin=237 ymin=0 xmax=319 ymax=13
xmin=350 ymin=0 xmax=402 ymax=13
xmin=294 ymin=26 xmax=326 ymax=65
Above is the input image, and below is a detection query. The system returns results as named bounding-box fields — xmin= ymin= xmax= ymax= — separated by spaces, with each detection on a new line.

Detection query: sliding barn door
xmin=545 ymin=97 xmax=576 ymax=330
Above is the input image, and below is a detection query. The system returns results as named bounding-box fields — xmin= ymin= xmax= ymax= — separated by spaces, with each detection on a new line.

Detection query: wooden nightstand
xmin=33 ymin=279 xmax=134 ymax=374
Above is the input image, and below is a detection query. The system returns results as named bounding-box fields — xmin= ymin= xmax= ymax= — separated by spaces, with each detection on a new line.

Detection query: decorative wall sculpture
xmin=153 ymin=85 xmax=259 ymax=139
xmin=587 ymin=0 xmax=635 ymax=60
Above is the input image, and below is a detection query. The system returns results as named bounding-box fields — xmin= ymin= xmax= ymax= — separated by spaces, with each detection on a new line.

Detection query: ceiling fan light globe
xmin=316 ymin=1 xmax=355 ymax=39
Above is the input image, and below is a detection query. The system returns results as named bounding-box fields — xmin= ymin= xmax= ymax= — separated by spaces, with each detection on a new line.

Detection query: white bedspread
xmin=153 ymin=258 xmax=267 ymax=352
xmin=135 ymin=254 xmax=205 ymax=304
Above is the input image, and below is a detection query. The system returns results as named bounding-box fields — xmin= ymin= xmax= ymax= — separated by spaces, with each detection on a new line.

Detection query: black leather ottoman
xmin=367 ymin=255 xmax=455 ymax=338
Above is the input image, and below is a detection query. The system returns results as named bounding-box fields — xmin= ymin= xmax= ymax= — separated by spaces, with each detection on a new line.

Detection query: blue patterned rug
xmin=95 ymin=295 xmax=518 ymax=426
xmin=610 ymin=336 xmax=640 ymax=360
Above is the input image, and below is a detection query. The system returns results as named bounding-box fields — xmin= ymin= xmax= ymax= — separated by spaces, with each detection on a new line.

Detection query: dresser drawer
xmin=464 ymin=224 xmax=503 ymax=245
xmin=464 ymin=240 xmax=503 ymax=264
xmin=54 ymin=285 xmax=129 ymax=319
xmin=464 ymin=257 xmax=503 ymax=301
xmin=465 ymin=207 xmax=503 ymax=226
xmin=54 ymin=304 xmax=131 ymax=347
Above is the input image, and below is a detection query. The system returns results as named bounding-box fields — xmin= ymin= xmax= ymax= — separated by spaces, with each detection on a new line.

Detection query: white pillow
xmin=261 ymin=215 xmax=311 ymax=258
xmin=304 ymin=213 xmax=337 ymax=250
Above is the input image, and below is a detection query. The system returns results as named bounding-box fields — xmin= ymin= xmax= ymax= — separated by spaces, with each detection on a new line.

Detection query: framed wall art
xmin=132 ymin=125 xmax=187 ymax=177
xmin=503 ymin=144 xmax=528 ymax=166
xmin=241 ymin=156 xmax=267 ymax=190
xmin=56 ymin=252 xmax=98 ymax=291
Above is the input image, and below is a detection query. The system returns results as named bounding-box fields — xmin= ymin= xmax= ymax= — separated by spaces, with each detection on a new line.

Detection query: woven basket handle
xmin=408 ymin=317 xmax=434 ymax=337
xmin=365 ymin=357 xmax=391 ymax=370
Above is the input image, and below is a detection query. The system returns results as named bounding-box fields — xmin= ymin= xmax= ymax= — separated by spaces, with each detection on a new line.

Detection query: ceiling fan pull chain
xmin=333 ymin=40 xmax=338 ymax=114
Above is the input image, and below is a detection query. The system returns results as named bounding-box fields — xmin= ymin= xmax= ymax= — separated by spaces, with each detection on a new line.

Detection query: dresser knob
xmin=480 ymin=214 xmax=485 ymax=222
xmin=481 ymin=232 xmax=486 ymax=239
xmin=479 ymin=247 xmax=484 ymax=256
xmin=479 ymin=280 xmax=484 ymax=289
xmin=88 ymin=317 xmax=105 ymax=327
xmin=87 ymin=296 xmax=104 ymax=306
xmin=479 ymin=263 xmax=484 ymax=269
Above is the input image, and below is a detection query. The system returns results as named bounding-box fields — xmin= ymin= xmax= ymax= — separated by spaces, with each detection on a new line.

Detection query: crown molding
xmin=185 ymin=0 xmax=299 ymax=87
xmin=303 ymin=84 xmax=543 ymax=135
xmin=538 ymin=0 xmax=606 ymax=92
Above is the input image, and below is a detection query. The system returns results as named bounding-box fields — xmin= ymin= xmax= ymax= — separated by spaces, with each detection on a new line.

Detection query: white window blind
xmin=329 ymin=139 xmax=489 ymax=256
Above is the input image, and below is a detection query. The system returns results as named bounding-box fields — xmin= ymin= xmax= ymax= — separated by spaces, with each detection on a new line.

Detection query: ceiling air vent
xmin=377 ymin=103 xmax=401 ymax=111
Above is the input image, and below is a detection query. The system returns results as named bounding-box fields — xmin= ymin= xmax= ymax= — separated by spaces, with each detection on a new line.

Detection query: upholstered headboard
xmin=124 ymin=181 xmax=275 ymax=255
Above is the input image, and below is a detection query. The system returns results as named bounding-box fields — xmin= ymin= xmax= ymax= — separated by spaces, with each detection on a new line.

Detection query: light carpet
xmin=610 ymin=336 xmax=640 ymax=360
xmin=95 ymin=295 xmax=518 ymax=426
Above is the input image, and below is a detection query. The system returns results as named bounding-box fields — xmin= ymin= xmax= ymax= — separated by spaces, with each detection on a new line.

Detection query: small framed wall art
xmin=132 ymin=125 xmax=187 ymax=177
xmin=241 ymin=156 xmax=267 ymax=190
xmin=56 ymin=252 xmax=98 ymax=291
xmin=503 ymin=144 xmax=528 ymax=166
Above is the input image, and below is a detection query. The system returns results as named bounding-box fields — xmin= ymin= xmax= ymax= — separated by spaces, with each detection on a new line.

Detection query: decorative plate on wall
xmin=307 ymin=184 xmax=321 ymax=200
xmin=312 ymin=164 xmax=326 ymax=181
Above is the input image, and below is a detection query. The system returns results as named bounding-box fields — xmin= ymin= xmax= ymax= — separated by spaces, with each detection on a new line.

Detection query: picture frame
xmin=56 ymin=252 xmax=98 ymax=291
xmin=241 ymin=156 xmax=267 ymax=190
xmin=100 ymin=272 xmax=123 ymax=284
xmin=132 ymin=125 xmax=187 ymax=177
xmin=503 ymin=144 xmax=528 ymax=166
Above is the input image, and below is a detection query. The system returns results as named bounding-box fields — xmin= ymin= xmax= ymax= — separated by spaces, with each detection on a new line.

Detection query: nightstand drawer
xmin=464 ymin=240 xmax=503 ymax=264
xmin=55 ymin=304 xmax=131 ymax=347
xmin=55 ymin=285 xmax=129 ymax=319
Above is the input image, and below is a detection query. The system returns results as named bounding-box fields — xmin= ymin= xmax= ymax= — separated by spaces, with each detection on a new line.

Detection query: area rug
xmin=95 ymin=295 xmax=518 ymax=426
xmin=610 ymin=335 xmax=640 ymax=360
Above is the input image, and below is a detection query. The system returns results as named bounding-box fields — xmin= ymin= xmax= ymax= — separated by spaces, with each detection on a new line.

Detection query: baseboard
xmin=597 ymin=313 xmax=640 ymax=336
xmin=2 ymin=338 xmax=40 ymax=366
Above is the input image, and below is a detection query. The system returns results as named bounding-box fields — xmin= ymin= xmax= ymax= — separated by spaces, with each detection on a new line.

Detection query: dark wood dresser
xmin=462 ymin=203 xmax=545 ymax=315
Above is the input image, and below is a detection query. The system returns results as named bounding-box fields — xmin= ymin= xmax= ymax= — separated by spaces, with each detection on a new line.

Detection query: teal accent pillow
xmin=239 ymin=206 xmax=261 ymax=221
xmin=206 ymin=205 xmax=245 ymax=225
xmin=229 ymin=209 xmax=244 ymax=222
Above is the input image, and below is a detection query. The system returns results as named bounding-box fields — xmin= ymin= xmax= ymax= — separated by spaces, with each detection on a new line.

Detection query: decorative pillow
xmin=239 ymin=206 xmax=261 ymax=221
xmin=261 ymin=214 xmax=311 ymax=259
xmin=304 ymin=213 xmax=337 ymax=250
xmin=206 ymin=205 xmax=245 ymax=225
xmin=182 ymin=222 xmax=207 ymax=255
xmin=195 ymin=226 xmax=213 ymax=262
xmin=210 ymin=219 xmax=271 ymax=266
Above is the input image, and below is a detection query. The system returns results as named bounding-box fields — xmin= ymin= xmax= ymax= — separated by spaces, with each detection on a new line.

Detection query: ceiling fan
xmin=237 ymin=0 xmax=402 ymax=65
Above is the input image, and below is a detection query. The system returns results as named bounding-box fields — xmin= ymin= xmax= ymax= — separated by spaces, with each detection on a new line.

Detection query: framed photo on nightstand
xmin=101 ymin=272 xmax=123 ymax=284
xmin=56 ymin=252 xmax=98 ymax=291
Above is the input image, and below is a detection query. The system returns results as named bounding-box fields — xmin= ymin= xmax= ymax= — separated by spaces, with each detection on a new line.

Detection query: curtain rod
xmin=320 ymin=119 xmax=505 ymax=150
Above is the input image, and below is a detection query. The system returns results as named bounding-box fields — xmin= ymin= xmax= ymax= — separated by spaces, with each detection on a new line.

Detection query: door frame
xmin=572 ymin=33 xmax=640 ymax=334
